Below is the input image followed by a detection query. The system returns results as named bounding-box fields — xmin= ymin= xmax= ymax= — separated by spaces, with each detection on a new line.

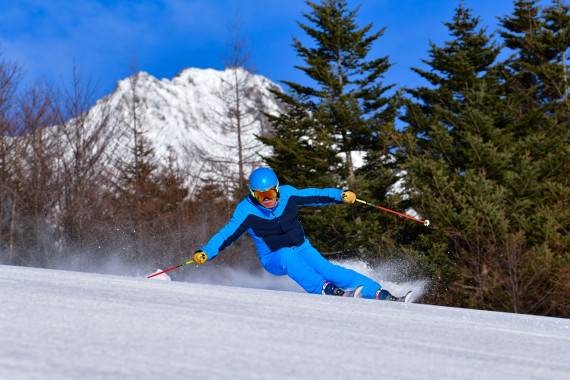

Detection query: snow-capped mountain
xmin=90 ymin=67 xmax=283 ymax=191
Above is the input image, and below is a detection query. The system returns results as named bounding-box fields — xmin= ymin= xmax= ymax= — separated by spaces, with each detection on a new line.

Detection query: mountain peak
xmin=101 ymin=67 xmax=282 ymax=191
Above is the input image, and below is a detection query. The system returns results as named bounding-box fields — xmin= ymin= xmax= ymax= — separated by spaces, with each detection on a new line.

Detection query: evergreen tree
xmin=399 ymin=4 xmax=509 ymax=308
xmin=261 ymin=0 xmax=397 ymax=256
xmin=496 ymin=0 xmax=569 ymax=316
xmin=401 ymin=1 xmax=569 ymax=316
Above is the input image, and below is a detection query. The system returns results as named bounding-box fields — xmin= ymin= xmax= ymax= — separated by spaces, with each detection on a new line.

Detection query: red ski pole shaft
xmin=147 ymin=259 xmax=194 ymax=278
xmin=355 ymin=199 xmax=430 ymax=226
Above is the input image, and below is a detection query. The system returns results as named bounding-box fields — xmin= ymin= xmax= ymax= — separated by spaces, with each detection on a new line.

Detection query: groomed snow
xmin=1 ymin=264 xmax=569 ymax=379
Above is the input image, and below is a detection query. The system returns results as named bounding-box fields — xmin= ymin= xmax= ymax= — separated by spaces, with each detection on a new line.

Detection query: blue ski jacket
xmin=198 ymin=185 xmax=344 ymax=261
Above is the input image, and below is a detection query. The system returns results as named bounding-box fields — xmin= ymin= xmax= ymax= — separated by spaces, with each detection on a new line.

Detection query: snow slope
xmin=1 ymin=264 xmax=569 ymax=380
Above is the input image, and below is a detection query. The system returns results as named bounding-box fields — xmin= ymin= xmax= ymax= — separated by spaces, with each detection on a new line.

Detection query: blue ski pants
xmin=260 ymin=239 xmax=381 ymax=298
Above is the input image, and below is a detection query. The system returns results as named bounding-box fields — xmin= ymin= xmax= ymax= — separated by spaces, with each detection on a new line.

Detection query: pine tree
xmin=401 ymin=1 xmax=569 ymax=316
xmin=399 ymin=4 xmax=509 ymax=309
xmin=263 ymin=90 xmax=342 ymax=188
xmin=496 ymin=0 xmax=570 ymax=316
xmin=261 ymin=0 xmax=397 ymax=256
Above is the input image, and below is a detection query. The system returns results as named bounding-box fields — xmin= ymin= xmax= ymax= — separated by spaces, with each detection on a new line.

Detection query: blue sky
xmin=1 ymin=0 xmax=522 ymax=100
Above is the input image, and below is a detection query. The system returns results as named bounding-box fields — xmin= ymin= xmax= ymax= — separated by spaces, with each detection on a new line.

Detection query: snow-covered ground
xmin=1 ymin=264 xmax=569 ymax=379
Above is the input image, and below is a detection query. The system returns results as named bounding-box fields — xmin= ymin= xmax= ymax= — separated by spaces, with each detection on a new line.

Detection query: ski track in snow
xmin=1 ymin=264 xmax=569 ymax=380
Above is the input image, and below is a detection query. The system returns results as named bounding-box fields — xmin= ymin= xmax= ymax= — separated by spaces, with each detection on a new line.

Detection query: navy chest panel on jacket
xmin=203 ymin=186 xmax=341 ymax=257
xmin=245 ymin=196 xmax=305 ymax=251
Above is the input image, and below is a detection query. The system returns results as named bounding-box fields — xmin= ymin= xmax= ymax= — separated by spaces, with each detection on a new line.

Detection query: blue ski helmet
xmin=249 ymin=167 xmax=279 ymax=196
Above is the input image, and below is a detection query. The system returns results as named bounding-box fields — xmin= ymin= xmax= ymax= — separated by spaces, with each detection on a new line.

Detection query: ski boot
xmin=375 ymin=288 xmax=413 ymax=303
xmin=322 ymin=282 xmax=363 ymax=298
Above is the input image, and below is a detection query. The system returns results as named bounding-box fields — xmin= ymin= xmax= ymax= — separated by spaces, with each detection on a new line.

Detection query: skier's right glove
xmin=193 ymin=250 xmax=208 ymax=264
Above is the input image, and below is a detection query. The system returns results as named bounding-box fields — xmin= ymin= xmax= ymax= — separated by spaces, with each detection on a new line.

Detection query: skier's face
xmin=259 ymin=196 xmax=278 ymax=209
xmin=252 ymin=185 xmax=279 ymax=209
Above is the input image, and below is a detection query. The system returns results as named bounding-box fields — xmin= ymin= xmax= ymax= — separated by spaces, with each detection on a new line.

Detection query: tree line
xmin=0 ymin=56 xmax=256 ymax=276
xmin=263 ymin=0 xmax=568 ymax=317
xmin=1 ymin=0 xmax=568 ymax=317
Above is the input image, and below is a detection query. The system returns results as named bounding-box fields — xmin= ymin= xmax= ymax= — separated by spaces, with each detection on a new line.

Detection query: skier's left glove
xmin=193 ymin=250 xmax=208 ymax=264
xmin=341 ymin=191 xmax=356 ymax=204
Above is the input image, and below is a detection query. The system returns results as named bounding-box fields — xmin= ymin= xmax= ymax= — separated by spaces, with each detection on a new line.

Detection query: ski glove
xmin=193 ymin=250 xmax=208 ymax=264
xmin=341 ymin=191 xmax=356 ymax=204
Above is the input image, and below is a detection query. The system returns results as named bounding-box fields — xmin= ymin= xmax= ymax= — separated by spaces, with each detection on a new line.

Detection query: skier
xmin=193 ymin=167 xmax=411 ymax=302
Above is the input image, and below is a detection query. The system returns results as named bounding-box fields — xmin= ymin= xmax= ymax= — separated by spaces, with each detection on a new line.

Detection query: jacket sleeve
xmin=198 ymin=207 xmax=250 ymax=260
xmin=290 ymin=187 xmax=344 ymax=206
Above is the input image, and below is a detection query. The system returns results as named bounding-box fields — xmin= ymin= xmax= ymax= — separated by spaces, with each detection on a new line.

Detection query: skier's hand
xmin=193 ymin=250 xmax=208 ymax=264
xmin=341 ymin=191 xmax=356 ymax=204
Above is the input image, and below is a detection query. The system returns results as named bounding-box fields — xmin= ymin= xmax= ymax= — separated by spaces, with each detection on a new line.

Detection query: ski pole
xmin=147 ymin=259 xmax=195 ymax=278
xmin=355 ymin=198 xmax=430 ymax=226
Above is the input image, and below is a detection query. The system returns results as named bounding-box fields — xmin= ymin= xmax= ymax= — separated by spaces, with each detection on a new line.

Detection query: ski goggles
xmin=251 ymin=185 xmax=279 ymax=201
